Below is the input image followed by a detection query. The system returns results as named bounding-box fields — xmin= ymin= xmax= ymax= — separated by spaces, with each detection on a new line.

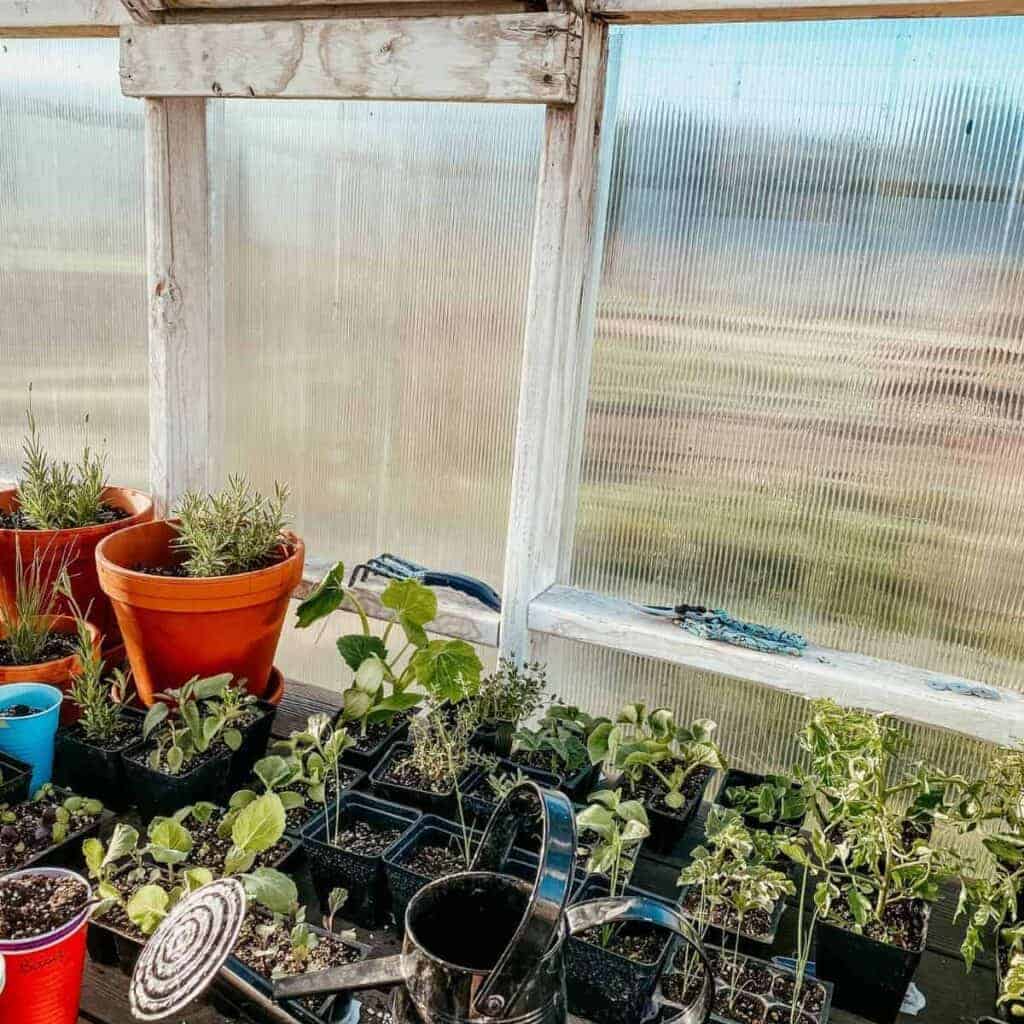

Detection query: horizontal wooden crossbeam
xmin=591 ymin=0 xmax=1024 ymax=22
xmin=0 ymin=1 xmax=131 ymax=35
xmin=119 ymin=11 xmax=582 ymax=103
xmin=529 ymin=585 xmax=1023 ymax=746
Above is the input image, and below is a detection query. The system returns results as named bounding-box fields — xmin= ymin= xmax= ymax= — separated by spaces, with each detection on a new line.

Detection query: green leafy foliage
xmin=172 ymin=476 xmax=291 ymax=578
xmin=723 ymin=774 xmax=806 ymax=827
xmin=0 ymin=544 xmax=70 ymax=665
xmin=472 ymin=658 xmax=547 ymax=727
xmin=512 ymin=702 xmax=600 ymax=775
xmin=16 ymin=405 xmax=108 ymax=530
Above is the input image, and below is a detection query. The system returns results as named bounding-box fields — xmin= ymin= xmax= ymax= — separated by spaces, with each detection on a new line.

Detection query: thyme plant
xmin=474 ymin=659 xmax=547 ymax=726
xmin=172 ymin=476 xmax=291 ymax=577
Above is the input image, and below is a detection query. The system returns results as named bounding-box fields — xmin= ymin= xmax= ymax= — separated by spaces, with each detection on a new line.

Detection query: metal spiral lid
xmin=129 ymin=878 xmax=247 ymax=1021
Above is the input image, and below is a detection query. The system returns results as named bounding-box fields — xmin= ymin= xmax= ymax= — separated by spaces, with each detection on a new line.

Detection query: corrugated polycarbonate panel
xmin=572 ymin=21 xmax=1024 ymax=690
xmin=219 ymin=99 xmax=541 ymax=587
xmin=0 ymin=40 xmax=147 ymax=487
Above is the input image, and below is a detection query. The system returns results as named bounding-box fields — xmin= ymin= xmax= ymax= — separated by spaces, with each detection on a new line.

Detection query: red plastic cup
xmin=0 ymin=868 xmax=92 ymax=1024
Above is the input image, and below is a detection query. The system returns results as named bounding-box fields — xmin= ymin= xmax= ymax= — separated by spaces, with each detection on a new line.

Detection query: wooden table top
xmin=78 ymin=679 xmax=996 ymax=1024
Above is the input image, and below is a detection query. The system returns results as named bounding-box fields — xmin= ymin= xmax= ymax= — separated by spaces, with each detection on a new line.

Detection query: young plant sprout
xmin=588 ymin=705 xmax=726 ymax=811
xmin=295 ymin=563 xmax=483 ymax=740
xmin=171 ymin=476 xmax=291 ymax=578
xmin=0 ymin=546 xmax=73 ymax=666
xmin=724 ymin=774 xmax=806 ymax=828
xmin=512 ymin=703 xmax=601 ymax=776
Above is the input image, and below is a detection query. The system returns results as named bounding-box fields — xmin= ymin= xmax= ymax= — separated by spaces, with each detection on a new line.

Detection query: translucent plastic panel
xmin=0 ymin=40 xmax=147 ymax=487
xmin=574 ymin=21 xmax=1024 ymax=688
xmin=218 ymin=100 xmax=542 ymax=592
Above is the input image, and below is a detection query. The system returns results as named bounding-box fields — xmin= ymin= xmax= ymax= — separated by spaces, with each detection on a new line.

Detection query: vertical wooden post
xmin=145 ymin=96 xmax=217 ymax=513
xmin=500 ymin=18 xmax=618 ymax=660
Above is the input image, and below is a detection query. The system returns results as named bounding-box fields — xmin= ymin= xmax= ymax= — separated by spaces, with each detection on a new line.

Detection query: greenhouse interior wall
xmin=1 ymin=20 xmax=1020 ymax=841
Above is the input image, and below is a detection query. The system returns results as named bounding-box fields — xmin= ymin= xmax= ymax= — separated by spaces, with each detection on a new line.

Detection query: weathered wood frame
xmin=6 ymin=0 xmax=1024 ymax=745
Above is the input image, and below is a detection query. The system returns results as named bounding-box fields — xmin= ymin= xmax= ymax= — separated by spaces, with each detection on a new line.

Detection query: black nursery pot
xmin=54 ymin=708 xmax=144 ymax=811
xmin=560 ymin=762 xmax=601 ymax=804
xmin=383 ymin=814 xmax=475 ymax=930
xmin=303 ymin=791 xmax=421 ymax=929
xmin=677 ymin=883 xmax=786 ymax=957
xmin=565 ymin=875 xmax=677 ymax=1024
xmin=644 ymin=767 xmax=717 ymax=857
xmin=341 ymin=711 xmax=413 ymax=772
xmin=463 ymin=758 xmax=561 ymax=830
xmin=816 ymin=905 xmax=929 ymax=1024
xmin=369 ymin=742 xmax=478 ymax=818
xmin=217 ymin=927 xmax=369 ymax=1024
xmin=471 ymin=718 xmax=516 ymax=758
xmin=716 ymin=767 xmax=805 ymax=834
xmin=0 ymin=751 xmax=31 ymax=806
xmin=123 ymin=744 xmax=235 ymax=821
xmin=227 ymin=699 xmax=277 ymax=790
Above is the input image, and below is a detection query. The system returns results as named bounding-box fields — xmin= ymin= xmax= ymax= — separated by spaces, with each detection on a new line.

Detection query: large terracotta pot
xmin=0 ymin=487 xmax=154 ymax=647
xmin=95 ymin=519 xmax=303 ymax=705
xmin=0 ymin=614 xmax=101 ymax=724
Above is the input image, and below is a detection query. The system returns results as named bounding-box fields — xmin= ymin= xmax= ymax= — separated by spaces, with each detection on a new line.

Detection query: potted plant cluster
xmin=96 ymin=476 xmax=302 ymax=703
xmin=717 ymin=768 xmax=807 ymax=834
xmin=0 ymin=408 xmax=154 ymax=644
xmin=588 ymin=703 xmax=726 ymax=854
xmin=470 ymin=658 xmax=547 ymax=757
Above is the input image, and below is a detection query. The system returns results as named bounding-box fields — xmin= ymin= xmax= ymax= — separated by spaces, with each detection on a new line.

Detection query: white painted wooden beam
xmin=591 ymin=0 xmax=1024 ymax=23
xmin=0 ymin=1 xmax=130 ymax=34
xmin=145 ymin=97 xmax=218 ymax=514
xmin=293 ymin=566 xmax=501 ymax=647
xmin=120 ymin=13 xmax=582 ymax=104
xmin=500 ymin=17 xmax=611 ymax=661
xmin=529 ymin=585 xmax=1024 ymax=746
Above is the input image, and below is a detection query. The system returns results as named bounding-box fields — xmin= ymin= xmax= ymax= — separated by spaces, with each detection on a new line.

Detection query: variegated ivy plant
xmin=295 ymin=562 xmax=483 ymax=736
xmin=587 ymin=704 xmax=726 ymax=811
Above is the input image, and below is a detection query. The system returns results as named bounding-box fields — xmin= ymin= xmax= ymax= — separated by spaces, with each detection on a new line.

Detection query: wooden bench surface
xmin=78 ymin=679 xmax=997 ymax=1024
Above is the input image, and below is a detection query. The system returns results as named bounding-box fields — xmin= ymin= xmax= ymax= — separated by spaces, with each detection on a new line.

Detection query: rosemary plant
xmin=0 ymin=546 xmax=68 ymax=665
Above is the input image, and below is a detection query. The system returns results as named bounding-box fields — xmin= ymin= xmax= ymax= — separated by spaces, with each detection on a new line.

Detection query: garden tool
xmin=349 ymin=552 xmax=502 ymax=612
xmin=642 ymin=602 xmax=807 ymax=657
xmin=274 ymin=780 xmax=714 ymax=1024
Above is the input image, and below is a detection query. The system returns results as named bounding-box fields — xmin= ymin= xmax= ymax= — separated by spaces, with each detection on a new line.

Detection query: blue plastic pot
xmin=0 ymin=683 xmax=63 ymax=794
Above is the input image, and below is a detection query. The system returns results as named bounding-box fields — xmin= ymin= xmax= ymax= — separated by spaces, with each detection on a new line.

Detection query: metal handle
xmin=566 ymin=896 xmax=713 ymax=1024
xmin=273 ymin=954 xmax=405 ymax=1001
xmin=469 ymin=780 xmax=577 ymax=1018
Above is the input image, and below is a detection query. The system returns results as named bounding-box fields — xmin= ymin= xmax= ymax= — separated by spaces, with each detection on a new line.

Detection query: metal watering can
xmin=274 ymin=781 xmax=713 ymax=1024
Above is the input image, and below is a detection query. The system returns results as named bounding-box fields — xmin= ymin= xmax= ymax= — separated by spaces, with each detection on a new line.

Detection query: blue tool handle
xmin=419 ymin=571 xmax=502 ymax=612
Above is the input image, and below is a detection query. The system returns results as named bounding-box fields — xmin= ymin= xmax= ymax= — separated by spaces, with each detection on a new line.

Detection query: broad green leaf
xmin=83 ymin=837 xmax=104 ymax=876
xmin=191 ymin=802 xmax=218 ymax=825
xmin=354 ymin=656 xmax=386 ymax=693
xmin=231 ymin=792 xmax=286 ymax=854
xmin=279 ymin=791 xmax=306 ymax=811
xmin=367 ymin=692 xmax=423 ymax=723
xmin=104 ymin=824 xmax=140 ymax=866
xmin=337 ymin=634 xmax=387 ymax=672
xmin=224 ymin=846 xmax=255 ymax=875
xmin=166 ymin=746 xmax=185 ymax=774
xmin=224 ymin=728 xmax=242 ymax=752
xmin=254 ymin=756 xmax=291 ymax=791
xmin=398 ymin=614 xmax=429 ymax=650
xmin=184 ymin=867 xmax=213 ymax=892
xmin=621 ymin=819 xmax=650 ymax=843
xmin=381 ymin=579 xmax=437 ymax=627
xmin=142 ymin=702 xmax=168 ymax=740
xmin=342 ymin=688 xmax=373 ymax=724
xmin=241 ymin=867 xmax=299 ymax=916
xmin=193 ymin=674 xmax=233 ymax=701
xmin=410 ymin=640 xmax=482 ymax=702
xmin=230 ymin=789 xmax=258 ymax=810
xmin=127 ymin=885 xmax=170 ymax=936
xmin=147 ymin=819 xmax=194 ymax=865
xmin=295 ymin=562 xmax=347 ymax=628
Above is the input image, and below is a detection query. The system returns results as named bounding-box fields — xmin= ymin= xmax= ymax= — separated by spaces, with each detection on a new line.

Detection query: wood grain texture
xmin=530 ymin=584 xmax=1024 ymax=746
xmin=145 ymin=97 xmax=216 ymax=514
xmin=591 ymin=0 xmax=1024 ymax=21
xmin=0 ymin=1 xmax=130 ymax=34
xmin=120 ymin=12 xmax=581 ymax=103
xmin=293 ymin=564 xmax=501 ymax=646
xmin=499 ymin=17 xmax=608 ymax=661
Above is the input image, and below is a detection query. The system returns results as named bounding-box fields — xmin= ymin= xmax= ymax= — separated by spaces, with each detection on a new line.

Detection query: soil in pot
xmin=0 ymin=633 xmax=77 ymax=666
xmin=0 ymin=505 xmax=129 ymax=531
xmin=681 ymin=883 xmax=780 ymax=942
xmin=0 ymin=789 xmax=105 ymax=873
xmin=343 ymin=710 xmax=414 ymax=769
xmin=401 ymin=839 xmax=468 ymax=879
xmin=825 ymin=892 xmax=926 ymax=950
xmin=378 ymin=754 xmax=453 ymax=796
xmin=186 ymin=812 xmax=296 ymax=873
xmin=0 ymin=870 xmax=90 ymax=937
xmin=630 ymin=763 xmax=714 ymax=816
xmin=123 ymin=743 xmax=234 ymax=820
xmin=0 ymin=704 xmax=44 ymax=718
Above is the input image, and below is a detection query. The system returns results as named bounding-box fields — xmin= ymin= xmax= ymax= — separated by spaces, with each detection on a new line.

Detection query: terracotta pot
xmin=95 ymin=520 xmax=303 ymax=705
xmin=0 ymin=615 xmax=101 ymax=724
xmin=0 ymin=487 xmax=154 ymax=648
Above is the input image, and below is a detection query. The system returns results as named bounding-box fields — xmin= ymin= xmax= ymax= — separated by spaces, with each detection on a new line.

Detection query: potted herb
xmin=566 ymin=788 xmax=672 ymax=1024
xmin=0 ymin=784 xmax=106 ymax=875
xmin=588 ymin=704 xmax=726 ymax=854
xmin=303 ymin=790 xmax=421 ymax=928
xmin=227 ymin=868 xmax=367 ymax=1024
xmin=0 ymin=408 xmax=153 ymax=644
xmin=54 ymin=614 xmax=141 ymax=809
xmin=718 ymin=768 xmax=807 ymax=834
xmin=370 ymin=701 xmax=484 ymax=818
xmin=0 ymin=866 xmax=94 ymax=1024
xmin=780 ymin=720 xmax=964 ymax=1024
xmin=677 ymin=806 xmax=795 ymax=957
xmin=123 ymin=673 xmax=249 ymax=818
xmin=295 ymin=564 xmax=478 ymax=770
xmin=470 ymin=658 xmax=547 ymax=757
xmin=506 ymin=701 xmax=602 ymax=801
xmin=96 ymin=476 xmax=301 ymax=703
